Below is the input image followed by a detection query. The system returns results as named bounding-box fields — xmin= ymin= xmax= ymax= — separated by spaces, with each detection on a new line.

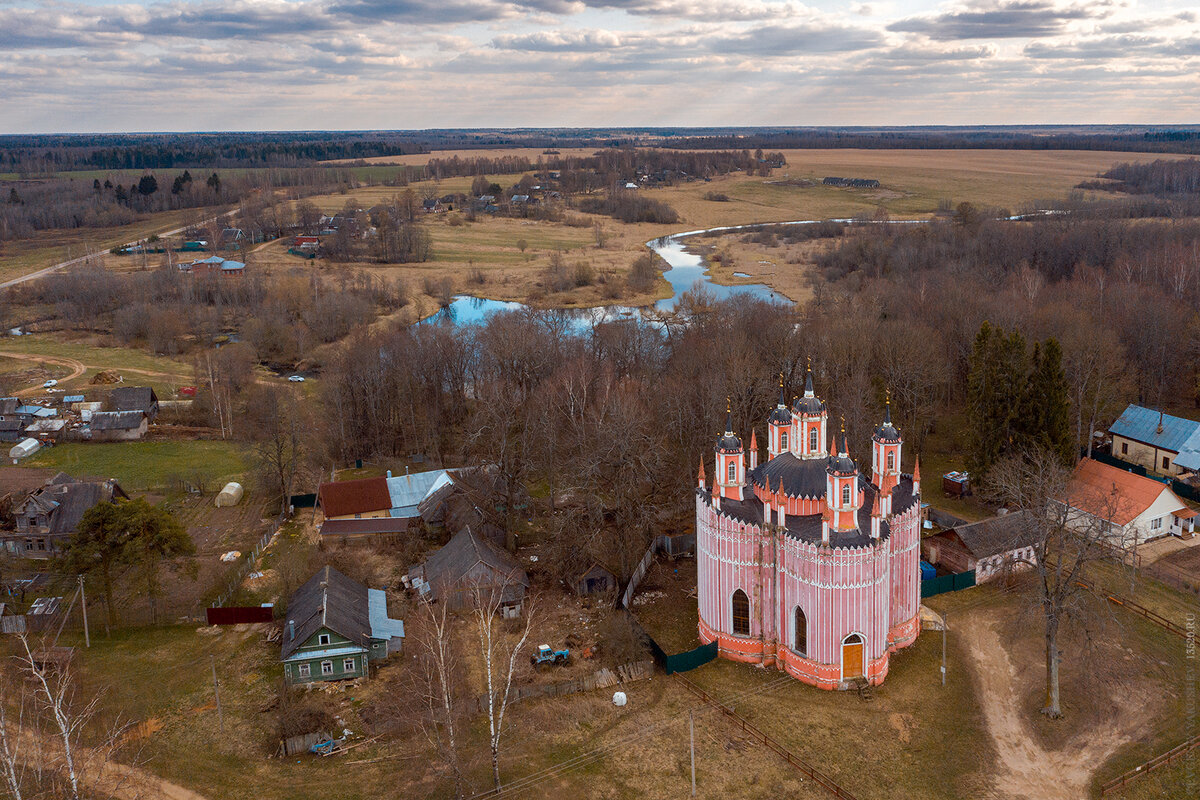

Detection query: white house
xmin=1066 ymin=458 xmax=1196 ymax=546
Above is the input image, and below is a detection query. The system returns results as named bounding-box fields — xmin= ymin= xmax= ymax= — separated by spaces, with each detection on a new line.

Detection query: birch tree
xmin=473 ymin=578 xmax=534 ymax=792
xmin=410 ymin=599 xmax=469 ymax=798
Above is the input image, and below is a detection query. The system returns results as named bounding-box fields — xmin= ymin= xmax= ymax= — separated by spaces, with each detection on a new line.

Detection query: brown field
xmin=321 ymin=147 xmax=602 ymax=166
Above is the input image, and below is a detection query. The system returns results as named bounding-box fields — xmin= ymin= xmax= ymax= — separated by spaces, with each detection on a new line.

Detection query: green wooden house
xmin=281 ymin=566 xmax=405 ymax=685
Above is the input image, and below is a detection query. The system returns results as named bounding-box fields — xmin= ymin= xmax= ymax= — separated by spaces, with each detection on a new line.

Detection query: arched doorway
xmin=794 ymin=607 xmax=807 ymax=657
xmin=842 ymin=633 xmax=864 ymax=679
xmin=731 ymin=589 xmax=750 ymax=636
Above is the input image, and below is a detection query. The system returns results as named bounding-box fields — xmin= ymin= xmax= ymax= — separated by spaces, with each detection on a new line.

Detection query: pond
xmin=423 ymin=226 xmax=781 ymax=328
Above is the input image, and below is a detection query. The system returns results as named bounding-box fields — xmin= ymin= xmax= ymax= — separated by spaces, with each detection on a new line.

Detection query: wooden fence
xmin=621 ymin=540 xmax=658 ymax=609
xmin=210 ymin=513 xmax=285 ymax=609
xmin=1075 ymin=579 xmax=1186 ymax=638
xmin=467 ymin=659 xmax=654 ymax=714
xmin=278 ymin=731 xmax=333 ymax=757
xmin=673 ymin=674 xmax=858 ymax=800
xmin=1100 ymin=734 xmax=1200 ymax=795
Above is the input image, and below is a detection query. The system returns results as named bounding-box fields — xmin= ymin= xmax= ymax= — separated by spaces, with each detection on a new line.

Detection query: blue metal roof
xmin=368 ymin=589 xmax=405 ymax=640
xmin=1109 ymin=404 xmax=1200 ymax=470
xmin=62 ymin=395 xmax=85 ymax=403
xmin=385 ymin=469 xmax=453 ymax=519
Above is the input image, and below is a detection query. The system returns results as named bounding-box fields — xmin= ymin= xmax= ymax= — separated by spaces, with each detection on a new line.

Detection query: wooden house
xmin=1108 ymin=404 xmax=1200 ymax=477
xmin=1 ymin=473 xmax=127 ymax=558
xmin=89 ymin=411 xmax=147 ymax=441
xmin=921 ymin=511 xmax=1039 ymax=582
xmin=281 ymin=566 xmax=405 ymax=685
xmin=573 ymin=563 xmax=618 ymax=596
xmin=110 ymin=386 xmax=159 ymax=422
xmin=410 ymin=527 xmax=528 ymax=615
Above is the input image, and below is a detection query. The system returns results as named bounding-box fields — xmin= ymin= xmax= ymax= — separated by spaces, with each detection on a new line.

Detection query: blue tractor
xmin=530 ymin=643 xmax=570 ymax=668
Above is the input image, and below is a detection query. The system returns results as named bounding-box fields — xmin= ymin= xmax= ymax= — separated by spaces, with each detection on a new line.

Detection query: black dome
xmin=793 ymin=395 xmax=825 ymax=415
xmin=717 ymin=432 xmax=743 ymax=453
xmin=873 ymin=422 xmax=901 ymax=442
xmin=828 ymin=454 xmax=856 ymax=475
xmin=769 ymin=406 xmax=792 ymax=425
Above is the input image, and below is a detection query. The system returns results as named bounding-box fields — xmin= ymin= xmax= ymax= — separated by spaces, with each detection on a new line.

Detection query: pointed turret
xmin=749 ymin=428 xmax=759 ymax=470
xmin=872 ymin=389 xmax=903 ymax=512
xmin=870 ymin=487 xmax=882 ymax=539
xmin=715 ymin=397 xmax=745 ymax=501
xmin=698 ymin=458 xmax=706 ymax=490
xmin=795 ymin=358 xmax=827 ymax=458
xmin=768 ymin=373 xmax=792 ymax=459
xmin=913 ymin=455 xmax=921 ymax=495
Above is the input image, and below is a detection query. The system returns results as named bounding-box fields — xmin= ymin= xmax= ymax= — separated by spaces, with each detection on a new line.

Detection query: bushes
xmin=577 ymin=190 xmax=679 ymax=224
xmin=703 ymin=191 xmax=730 ymax=202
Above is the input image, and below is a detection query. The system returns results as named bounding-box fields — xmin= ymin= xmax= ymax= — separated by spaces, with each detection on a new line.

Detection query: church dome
xmin=769 ymin=406 xmax=792 ymax=425
xmin=717 ymin=432 xmax=743 ymax=453
xmin=873 ymin=399 xmax=901 ymax=442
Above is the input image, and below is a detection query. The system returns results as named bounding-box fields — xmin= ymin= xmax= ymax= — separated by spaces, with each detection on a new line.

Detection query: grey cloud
xmin=579 ymin=0 xmax=800 ymax=21
xmin=888 ymin=1 xmax=1105 ymax=41
xmin=707 ymin=22 xmax=885 ymax=54
xmin=324 ymin=0 xmax=515 ymax=24
xmin=1025 ymin=34 xmax=1200 ymax=59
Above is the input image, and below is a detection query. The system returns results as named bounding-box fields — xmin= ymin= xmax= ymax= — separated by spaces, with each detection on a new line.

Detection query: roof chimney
xmin=287 ymin=620 xmax=295 ymax=641
xmin=1157 ymin=410 xmax=1164 ymax=435
xmin=386 ymin=469 xmax=392 ymax=479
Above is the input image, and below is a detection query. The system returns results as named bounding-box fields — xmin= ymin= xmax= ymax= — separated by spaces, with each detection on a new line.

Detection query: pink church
xmin=696 ymin=370 xmax=922 ymax=689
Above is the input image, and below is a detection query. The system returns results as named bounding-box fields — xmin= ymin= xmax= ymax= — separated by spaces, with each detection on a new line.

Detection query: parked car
xmin=287 ymin=375 xmax=305 ymax=383
xmin=42 ymin=379 xmax=58 ymax=388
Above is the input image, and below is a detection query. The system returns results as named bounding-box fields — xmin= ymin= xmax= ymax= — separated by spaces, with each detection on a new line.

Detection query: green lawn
xmin=0 ymin=334 xmax=192 ymax=375
xmin=30 ymin=440 xmax=248 ymax=490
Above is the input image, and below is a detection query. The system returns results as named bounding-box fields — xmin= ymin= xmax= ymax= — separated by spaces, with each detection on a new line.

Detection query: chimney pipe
xmin=287 ymin=620 xmax=295 ymax=641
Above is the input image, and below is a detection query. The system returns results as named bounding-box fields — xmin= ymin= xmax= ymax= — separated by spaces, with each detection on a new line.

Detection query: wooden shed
xmin=572 ymin=563 xmax=618 ymax=596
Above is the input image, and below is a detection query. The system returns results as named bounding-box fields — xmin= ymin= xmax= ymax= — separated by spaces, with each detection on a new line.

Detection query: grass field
xmin=29 ymin=440 xmax=248 ymax=490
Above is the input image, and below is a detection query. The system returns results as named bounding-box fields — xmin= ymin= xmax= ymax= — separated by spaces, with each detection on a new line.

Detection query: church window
xmin=887 ymin=452 xmax=895 ymax=471
xmin=780 ymin=432 xmax=788 ymax=450
xmin=727 ymin=462 xmax=736 ymax=482
xmin=794 ymin=607 xmax=807 ymax=657
xmin=841 ymin=485 xmax=851 ymax=506
xmin=731 ymin=590 xmax=750 ymax=636
xmin=809 ymin=428 xmax=818 ymax=451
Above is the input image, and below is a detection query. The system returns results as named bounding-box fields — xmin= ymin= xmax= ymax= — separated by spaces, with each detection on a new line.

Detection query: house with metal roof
xmin=178 ymin=255 xmax=245 ymax=277
xmin=1108 ymin=404 xmax=1200 ymax=477
xmin=317 ymin=468 xmax=458 ymax=538
xmin=110 ymin=386 xmax=159 ymax=421
xmin=408 ymin=527 xmax=529 ymax=615
xmin=281 ymin=566 xmax=404 ymax=685
xmin=921 ymin=511 xmax=1040 ymax=582
xmin=1065 ymin=458 xmax=1195 ymax=545
xmin=88 ymin=410 xmax=148 ymax=441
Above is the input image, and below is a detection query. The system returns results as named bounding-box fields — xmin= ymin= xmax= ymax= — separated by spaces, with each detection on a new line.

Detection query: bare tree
xmin=472 ymin=579 xmax=534 ymax=792
xmin=984 ymin=448 xmax=1135 ymax=718
xmin=409 ymin=599 xmax=469 ymax=798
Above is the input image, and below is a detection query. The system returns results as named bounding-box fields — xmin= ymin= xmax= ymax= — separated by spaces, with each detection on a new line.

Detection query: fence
xmin=210 ymin=514 xmax=285 ymax=609
xmin=920 ymin=570 xmax=976 ymax=598
xmin=466 ymin=659 xmax=654 ymax=714
xmin=621 ymin=539 xmax=659 ymax=610
xmin=0 ymin=616 xmax=26 ymax=634
xmin=1100 ymin=734 xmax=1200 ymax=795
xmin=289 ymin=493 xmax=317 ymax=509
xmin=1075 ymin=579 xmax=1186 ymax=638
xmin=673 ymin=674 xmax=859 ymax=800
xmin=205 ymin=606 xmax=274 ymax=625
xmin=1146 ymin=559 xmax=1200 ymax=597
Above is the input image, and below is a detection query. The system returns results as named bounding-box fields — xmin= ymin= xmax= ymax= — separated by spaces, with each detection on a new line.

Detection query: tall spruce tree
xmin=1018 ymin=337 xmax=1073 ymax=465
xmin=967 ymin=321 xmax=1029 ymax=475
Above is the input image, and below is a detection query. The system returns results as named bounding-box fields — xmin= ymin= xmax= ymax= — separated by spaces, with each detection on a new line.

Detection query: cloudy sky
xmin=1 ymin=0 xmax=1198 ymax=132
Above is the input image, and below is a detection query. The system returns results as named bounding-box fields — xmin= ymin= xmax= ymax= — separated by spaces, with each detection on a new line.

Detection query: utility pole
xmin=689 ymin=710 xmax=696 ymax=796
xmin=941 ymin=610 xmax=947 ymax=687
xmin=211 ymin=656 xmax=224 ymax=735
xmin=78 ymin=576 xmax=89 ymax=648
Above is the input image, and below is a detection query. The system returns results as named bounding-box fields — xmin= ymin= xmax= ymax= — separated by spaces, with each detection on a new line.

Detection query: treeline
xmin=417 ymin=147 xmax=782 ymax=183
xmin=1079 ymin=158 xmax=1200 ymax=196
xmin=578 ymin=191 xmax=679 ymax=224
xmin=8 ymin=265 xmax=406 ymax=367
xmin=0 ymin=167 xmax=351 ymax=243
xmin=0 ymin=132 xmax=428 ymax=172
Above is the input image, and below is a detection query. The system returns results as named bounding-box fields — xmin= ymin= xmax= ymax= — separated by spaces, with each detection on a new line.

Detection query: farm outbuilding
xmin=215 ymin=482 xmax=244 ymax=507
xmin=921 ymin=511 xmax=1039 ymax=582
xmin=410 ymin=526 xmax=529 ymax=615
xmin=8 ymin=438 xmax=41 ymax=461
xmin=573 ymin=563 xmax=618 ymax=596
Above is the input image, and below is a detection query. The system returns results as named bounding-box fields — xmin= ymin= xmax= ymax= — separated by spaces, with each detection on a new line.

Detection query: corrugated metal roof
xmin=368 ymin=589 xmax=405 ymax=640
xmin=62 ymin=395 xmax=85 ymax=403
xmin=386 ymin=470 xmax=453 ymax=517
xmin=318 ymin=476 xmax=392 ymax=517
xmin=1109 ymin=404 xmax=1200 ymax=470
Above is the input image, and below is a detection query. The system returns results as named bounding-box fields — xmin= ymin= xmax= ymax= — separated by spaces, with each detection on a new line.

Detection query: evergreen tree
xmin=1017 ymin=338 xmax=1074 ymax=464
xmin=137 ymin=174 xmax=158 ymax=196
xmin=967 ymin=321 xmax=1029 ymax=475
xmin=7 ymin=188 xmax=20 ymax=205
xmin=207 ymin=172 xmax=221 ymax=194
xmin=114 ymin=184 xmax=128 ymax=204
xmin=93 ymin=178 xmax=101 ymax=192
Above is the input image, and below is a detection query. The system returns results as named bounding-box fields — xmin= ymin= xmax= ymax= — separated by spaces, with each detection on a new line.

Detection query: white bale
xmin=8 ymin=438 xmax=41 ymax=461
xmin=215 ymin=482 xmax=244 ymax=507
xmin=612 ymin=691 xmax=627 ymax=707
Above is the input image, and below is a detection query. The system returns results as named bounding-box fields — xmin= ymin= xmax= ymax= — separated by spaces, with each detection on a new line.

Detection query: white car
xmin=42 ymin=379 xmax=58 ymax=388
xmin=287 ymin=375 xmax=305 ymax=383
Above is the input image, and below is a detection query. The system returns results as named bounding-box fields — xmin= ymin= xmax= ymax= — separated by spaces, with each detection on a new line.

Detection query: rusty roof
xmin=318 ymin=476 xmax=392 ymax=518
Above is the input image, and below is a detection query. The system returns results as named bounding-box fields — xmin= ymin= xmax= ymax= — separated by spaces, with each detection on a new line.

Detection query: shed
xmin=921 ymin=511 xmax=1039 ymax=582
xmin=412 ymin=527 xmax=529 ymax=614
xmin=573 ymin=563 xmax=618 ymax=596
xmin=89 ymin=411 xmax=147 ymax=441
xmin=109 ymin=386 xmax=159 ymax=421
xmin=215 ymin=482 xmax=244 ymax=507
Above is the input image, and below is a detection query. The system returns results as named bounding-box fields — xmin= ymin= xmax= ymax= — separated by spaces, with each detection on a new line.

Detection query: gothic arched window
xmin=809 ymin=428 xmax=818 ymax=451
xmin=780 ymin=431 xmax=788 ymax=450
xmin=731 ymin=590 xmax=750 ymax=636
xmin=727 ymin=462 xmax=736 ymax=482
xmin=794 ymin=606 xmax=807 ymax=657
xmin=841 ymin=485 xmax=851 ymax=506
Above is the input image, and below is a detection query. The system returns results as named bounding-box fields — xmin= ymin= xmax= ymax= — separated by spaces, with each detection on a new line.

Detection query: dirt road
xmin=0 ymin=351 xmax=87 ymax=396
xmin=961 ymin=614 xmax=1131 ymax=800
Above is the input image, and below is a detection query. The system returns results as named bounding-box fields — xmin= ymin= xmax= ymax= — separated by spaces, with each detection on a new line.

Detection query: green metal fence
xmin=664 ymin=641 xmax=719 ymax=674
xmin=920 ymin=570 xmax=976 ymax=598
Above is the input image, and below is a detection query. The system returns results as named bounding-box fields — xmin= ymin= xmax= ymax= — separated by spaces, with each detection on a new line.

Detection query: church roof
xmin=750 ymin=453 xmax=829 ymax=498
xmin=873 ymin=400 xmax=901 ymax=442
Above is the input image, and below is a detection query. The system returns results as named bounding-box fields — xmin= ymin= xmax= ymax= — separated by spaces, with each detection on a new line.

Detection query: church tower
xmin=824 ymin=421 xmax=861 ymax=541
xmin=715 ymin=400 xmax=745 ymax=502
xmin=871 ymin=392 xmax=903 ymax=516
xmin=793 ymin=362 xmax=827 ymax=459
xmin=767 ymin=375 xmax=791 ymax=460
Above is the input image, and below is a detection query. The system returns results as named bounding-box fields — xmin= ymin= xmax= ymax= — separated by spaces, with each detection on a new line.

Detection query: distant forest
xmin=3 ymin=126 xmax=1200 ymax=173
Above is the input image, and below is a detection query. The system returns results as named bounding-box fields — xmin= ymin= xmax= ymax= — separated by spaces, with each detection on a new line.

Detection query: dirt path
xmin=961 ymin=613 xmax=1131 ymax=800
xmin=0 ymin=350 xmax=87 ymax=396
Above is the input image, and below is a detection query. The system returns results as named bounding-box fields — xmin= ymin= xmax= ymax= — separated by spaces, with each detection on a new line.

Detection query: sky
xmin=1 ymin=0 xmax=1198 ymax=132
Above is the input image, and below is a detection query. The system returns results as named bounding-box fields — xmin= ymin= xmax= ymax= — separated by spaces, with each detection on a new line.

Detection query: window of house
xmin=727 ymin=462 xmax=736 ymax=482
xmin=780 ymin=432 xmax=788 ymax=450
xmin=35 ymin=539 xmax=45 ymax=551
xmin=318 ymin=633 xmax=330 ymax=645
xmin=343 ymin=658 xmax=356 ymax=673
xmin=321 ymin=661 xmax=333 ymax=675
xmin=1121 ymin=442 xmax=1128 ymax=455
xmin=1151 ymin=517 xmax=1163 ymax=530
xmin=794 ymin=607 xmax=807 ymax=657
xmin=298 ymin=663 xmax=310 ymax=678
xmin=887 ymin=452 xmax=895 ymax=471
xmin=809 ymin=429 xmax=818 ymax=451
xmin=24 ymin=539 xmax=32 ymax=550
xmin=731 ymin=590 xmax=750 ymax=636
xmin=28 ymin=517 xmax=36 ymax=528
xmin=1163 ymin=456 xmax=1171 ymax=470
xmin=841 ymin=485 xmax=850 ymax=506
